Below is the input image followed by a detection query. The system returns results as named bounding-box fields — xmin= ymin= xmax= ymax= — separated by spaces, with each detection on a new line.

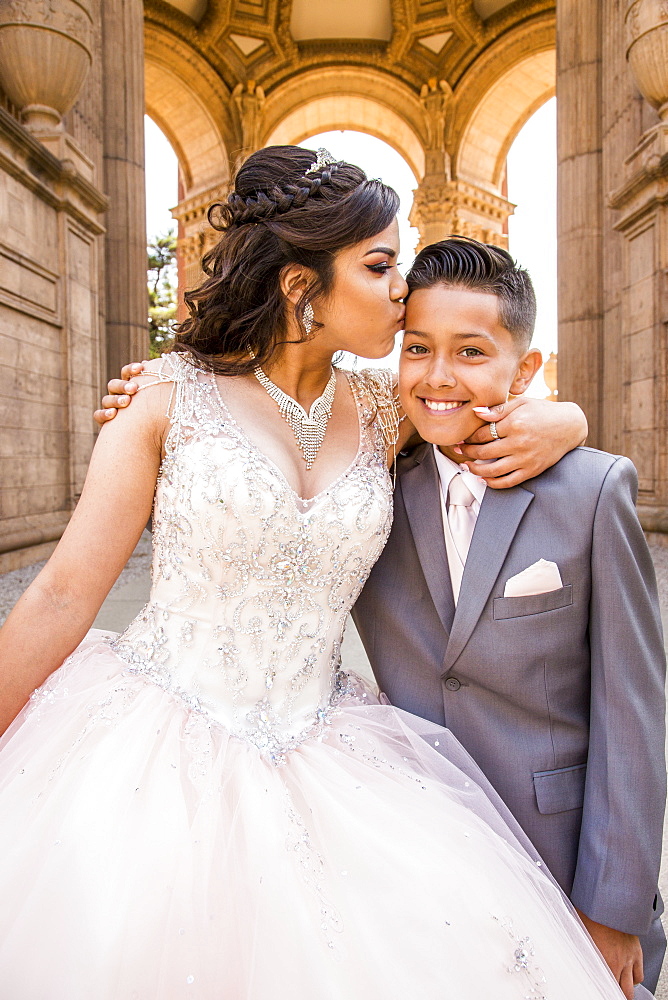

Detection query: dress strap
xmin=347 ymin=369 xmax=402 ymax=454
xmin=135 ymin=352 xmax=221 ymax=452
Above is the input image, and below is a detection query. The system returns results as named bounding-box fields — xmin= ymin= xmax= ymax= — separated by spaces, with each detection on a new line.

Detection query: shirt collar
xmin=432 ymin=444 xmax=487 ymax=506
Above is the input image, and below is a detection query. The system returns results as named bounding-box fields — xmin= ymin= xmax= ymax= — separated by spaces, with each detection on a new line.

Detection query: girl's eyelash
xmin=366 ymin=263 xmax=393 ymax=273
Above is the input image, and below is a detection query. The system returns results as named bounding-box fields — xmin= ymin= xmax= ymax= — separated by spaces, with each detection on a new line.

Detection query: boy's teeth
xmin=424 ymin=399 xmax=463 ymax=412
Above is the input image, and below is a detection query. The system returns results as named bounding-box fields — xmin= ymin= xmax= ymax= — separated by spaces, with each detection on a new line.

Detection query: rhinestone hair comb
xmin=305 ymin=148 xmax=337 ymax=175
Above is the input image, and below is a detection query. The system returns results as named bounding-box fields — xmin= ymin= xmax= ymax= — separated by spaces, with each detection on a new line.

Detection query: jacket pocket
xmin=533 ymin=762 xmax=586 ymax=815
xmin=493 ymin=585 xmax=573 ymax=620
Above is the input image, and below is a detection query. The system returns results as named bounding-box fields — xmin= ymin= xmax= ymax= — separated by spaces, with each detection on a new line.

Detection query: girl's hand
xmin=460 ymin=397 xmax=588 ymax=489
xmin=93 ymin=361 xmax=146 ymax=424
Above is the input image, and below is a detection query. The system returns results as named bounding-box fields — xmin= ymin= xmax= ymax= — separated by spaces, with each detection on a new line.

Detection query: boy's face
xmin=399 ymin=284 xmax=541 ymax=455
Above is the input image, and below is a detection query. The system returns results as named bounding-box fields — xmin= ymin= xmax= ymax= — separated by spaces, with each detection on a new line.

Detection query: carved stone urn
xmin=0 ymin=0 xmax=93 ymax=132
xmin=626 ymin=0 xmax=668 ymax=121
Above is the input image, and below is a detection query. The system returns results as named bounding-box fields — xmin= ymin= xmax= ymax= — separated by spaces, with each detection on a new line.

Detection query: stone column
xmin=556 ymin=0 xmax=604 ymax=447
xmin=410 ymin=78 xmax=513 ymax=252
xmin=171 ymin=181 xmax=231 ymax=312
xmin=101 ymin=0 xmax=148 ymax=377
xmin=0 ymin=0 xmax=109 ymax=570
xmin=609 ymin=0 xmax=668 ymax=530
xmin=557 ymin=0 xmax=668 ymax=530
xmin=410 ymin=179 xmax=513 ymax=252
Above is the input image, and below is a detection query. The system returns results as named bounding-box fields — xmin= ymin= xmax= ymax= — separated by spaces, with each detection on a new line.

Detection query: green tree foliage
xmin=147 ymin=230 xmax=177 ymax=358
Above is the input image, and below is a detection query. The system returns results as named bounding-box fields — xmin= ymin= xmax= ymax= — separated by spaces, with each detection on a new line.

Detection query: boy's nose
xmin=424 ymin=364 xmax=456 ymax=389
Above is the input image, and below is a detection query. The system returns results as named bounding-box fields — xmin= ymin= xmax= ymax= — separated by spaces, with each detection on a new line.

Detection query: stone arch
xmin=262 ymin=68 xmax=427 ymax=181
xmin=452 ymin=15 xmax=556 ymax=193
xmin=144 ymin=26 xmax=233 ymax=194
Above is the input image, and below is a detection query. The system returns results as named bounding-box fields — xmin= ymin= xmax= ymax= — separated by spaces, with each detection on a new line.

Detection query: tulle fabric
xmin=0 ymin=632 xmax=628 ymax=1000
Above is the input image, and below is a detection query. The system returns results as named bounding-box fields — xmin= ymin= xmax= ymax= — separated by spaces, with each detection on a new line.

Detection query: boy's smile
xmin=399 ymin=285 xmax=542 ymax=457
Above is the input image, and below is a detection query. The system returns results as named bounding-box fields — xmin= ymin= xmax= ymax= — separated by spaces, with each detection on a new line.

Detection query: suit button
xmin=444 ymin=677 xmax=461 ymax=692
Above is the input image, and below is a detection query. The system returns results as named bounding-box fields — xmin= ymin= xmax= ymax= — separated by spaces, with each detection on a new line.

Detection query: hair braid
xmin=221 ymin=160 xmax=342 ymax=229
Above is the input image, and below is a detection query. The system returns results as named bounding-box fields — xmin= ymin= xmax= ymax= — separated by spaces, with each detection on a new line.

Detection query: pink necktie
xmin=448 ymin=473 xmax=477 ymax=565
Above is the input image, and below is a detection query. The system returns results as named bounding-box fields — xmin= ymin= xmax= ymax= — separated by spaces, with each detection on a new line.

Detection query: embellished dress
xmin=0 ymin=355 xmax=626 ymax=999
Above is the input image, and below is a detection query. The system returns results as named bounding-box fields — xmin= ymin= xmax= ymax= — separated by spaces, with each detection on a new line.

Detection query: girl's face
xmin=312 ymin=219 xmax=407 ymax=359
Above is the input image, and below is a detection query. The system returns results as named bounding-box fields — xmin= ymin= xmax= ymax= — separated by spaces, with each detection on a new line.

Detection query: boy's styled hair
xmin=406 ymin=236 xmax=537 ymax=349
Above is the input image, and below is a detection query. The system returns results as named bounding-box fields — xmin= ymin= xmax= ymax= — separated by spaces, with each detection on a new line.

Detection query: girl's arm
xmin=0 ymin=377 xmax=170 ymax=734
xmin=96 ymin=364 xmax=589 ymax=490
xmin=389 ymin=381 xmax=588 ymax=485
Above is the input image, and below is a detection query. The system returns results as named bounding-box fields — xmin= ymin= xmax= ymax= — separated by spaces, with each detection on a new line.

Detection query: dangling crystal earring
xmin=303 ymin=301 xmax=314 ymax=336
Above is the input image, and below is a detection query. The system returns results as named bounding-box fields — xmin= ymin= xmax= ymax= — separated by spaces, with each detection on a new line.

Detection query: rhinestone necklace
xmin=253 ymin=364 xmax=337 ymax=470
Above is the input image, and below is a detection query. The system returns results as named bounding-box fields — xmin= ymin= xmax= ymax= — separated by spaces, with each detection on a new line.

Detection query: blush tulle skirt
xmin=0 ymin=631 xmax=629 ymax=999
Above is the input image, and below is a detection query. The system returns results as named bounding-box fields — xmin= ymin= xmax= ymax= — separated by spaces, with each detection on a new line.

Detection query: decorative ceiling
xmin=290 ymin=0 xmax=393 ymax=41
xmin=148 ymin=0 xmax=554 ymax=97
xmin=145 ymin=0 xmax=555 ymax=192
xmin=473 ymin=0 xmax=515 ymax=17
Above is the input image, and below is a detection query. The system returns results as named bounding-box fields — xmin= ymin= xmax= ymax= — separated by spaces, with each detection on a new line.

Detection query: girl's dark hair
xmin=406 ymin=236 xmax=537 ymax=348
xmin=173 ymin=145 xmax=399 ymax=375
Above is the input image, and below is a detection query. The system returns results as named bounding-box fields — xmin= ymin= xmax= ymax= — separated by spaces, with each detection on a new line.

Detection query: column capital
xmin=409 ymin=178 xmax=513 ymax=252
xmin=171 ymin=183 xmax=231 ymax=228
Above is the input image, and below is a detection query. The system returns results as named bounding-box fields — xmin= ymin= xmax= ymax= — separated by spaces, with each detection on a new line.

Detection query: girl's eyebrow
xmin=363 ymin=247 xmax=397 ymax=257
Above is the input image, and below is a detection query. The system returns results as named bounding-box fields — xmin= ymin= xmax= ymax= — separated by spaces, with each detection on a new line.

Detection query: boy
xmin=351 ymin=237 xmax=666 ymax=998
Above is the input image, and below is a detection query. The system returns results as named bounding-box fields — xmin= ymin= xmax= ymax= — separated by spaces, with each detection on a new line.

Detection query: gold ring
xmin=489 ymin=421 xmax=499 ymax=440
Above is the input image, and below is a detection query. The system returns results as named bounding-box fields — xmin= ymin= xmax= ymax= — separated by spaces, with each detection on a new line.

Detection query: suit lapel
xmin=442 ymin=484 xmax=534 ymax=672
xmin=399 ymin=444 xmax=456 ymax=635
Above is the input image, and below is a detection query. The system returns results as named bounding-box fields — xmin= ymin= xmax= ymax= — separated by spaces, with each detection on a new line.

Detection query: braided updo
xmin=224 ymin=160 xmax=341 ymax=227
xmin=174 ymin=145 xmax=399 ymax=375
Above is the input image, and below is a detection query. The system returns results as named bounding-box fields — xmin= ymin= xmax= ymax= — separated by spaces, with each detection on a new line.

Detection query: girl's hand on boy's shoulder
xmin=93 ymin=361 xmax=146 ymax=425
xmin=459 ymin=396 xmax=588 ymax=489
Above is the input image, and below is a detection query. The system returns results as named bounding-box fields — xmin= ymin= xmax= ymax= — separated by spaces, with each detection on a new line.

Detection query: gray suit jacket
xmin=352 ymin=444 xmax=666 ymax=938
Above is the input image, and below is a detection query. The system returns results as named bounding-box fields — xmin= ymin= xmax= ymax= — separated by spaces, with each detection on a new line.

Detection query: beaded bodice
xmin=112 ymin=354 xmax=397 ymax=760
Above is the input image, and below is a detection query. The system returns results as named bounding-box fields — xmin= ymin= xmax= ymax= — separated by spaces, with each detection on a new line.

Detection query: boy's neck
xmin=437 ymin=445 xmax=468 ymax=465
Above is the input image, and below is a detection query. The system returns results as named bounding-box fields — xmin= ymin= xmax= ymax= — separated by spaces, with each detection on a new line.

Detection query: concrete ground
xmin=3 ymin=536 xmax=668 ymax=995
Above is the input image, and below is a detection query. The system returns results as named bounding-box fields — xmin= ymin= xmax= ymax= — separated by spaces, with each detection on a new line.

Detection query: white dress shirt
xmin=432 ymin=445 xmax=487 ymax=604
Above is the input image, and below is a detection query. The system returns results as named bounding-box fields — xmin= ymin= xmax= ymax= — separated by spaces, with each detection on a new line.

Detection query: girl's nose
xmin=391 ymin=272 xmax=409 ymax=301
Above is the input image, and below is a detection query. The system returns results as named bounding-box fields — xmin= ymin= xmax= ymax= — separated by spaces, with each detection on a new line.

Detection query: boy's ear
xmin=509 ymin=348 xmax=543 ymax=396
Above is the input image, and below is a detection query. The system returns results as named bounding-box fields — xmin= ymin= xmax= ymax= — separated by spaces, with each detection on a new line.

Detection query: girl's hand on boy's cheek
xmin=460 ymin=397 xmax=588 ymax=489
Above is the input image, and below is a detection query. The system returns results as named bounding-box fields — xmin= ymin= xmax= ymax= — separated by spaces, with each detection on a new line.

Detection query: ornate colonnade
xmin=0 ymin=0 xmax=666 ymax=568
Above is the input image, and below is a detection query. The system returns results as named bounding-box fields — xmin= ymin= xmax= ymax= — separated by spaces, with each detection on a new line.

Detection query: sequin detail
xmin=493 ymin=915 xmax=548 ymax=999
xmin=109 ymin=353 xmax=395 ymax=763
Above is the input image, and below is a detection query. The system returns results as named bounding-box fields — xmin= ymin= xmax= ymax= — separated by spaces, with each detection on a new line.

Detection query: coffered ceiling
xmin=148 ymin=0 xmax=553 ymax=94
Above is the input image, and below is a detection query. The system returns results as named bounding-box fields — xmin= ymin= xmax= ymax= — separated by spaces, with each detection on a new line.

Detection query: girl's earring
xmin=304 ymin=302 xmax=314 ymax=336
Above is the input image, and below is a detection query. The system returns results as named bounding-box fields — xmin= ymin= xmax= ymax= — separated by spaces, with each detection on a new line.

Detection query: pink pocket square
xmin=503 ymin=559 xmax=563 ymax=598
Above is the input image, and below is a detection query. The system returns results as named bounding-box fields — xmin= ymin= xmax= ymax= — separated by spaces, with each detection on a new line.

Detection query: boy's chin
xmin=409 ymin=417 xmax=479 ymax=449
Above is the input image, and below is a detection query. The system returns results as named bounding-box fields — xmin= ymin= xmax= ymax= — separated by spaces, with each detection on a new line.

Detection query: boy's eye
xmin=460 ymin=347 xmax=484 ymax=358
xmin=405 ymin=344 xmax=428 ymax=355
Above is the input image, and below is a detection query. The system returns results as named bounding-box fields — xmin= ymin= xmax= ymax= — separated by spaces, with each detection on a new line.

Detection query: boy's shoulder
xmin=526 ymin=446 xmax=637 ymax=498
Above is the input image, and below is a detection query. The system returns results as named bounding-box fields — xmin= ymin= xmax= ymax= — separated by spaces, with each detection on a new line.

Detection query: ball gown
xmin=0 ymin=354 xmax=629 ymax=999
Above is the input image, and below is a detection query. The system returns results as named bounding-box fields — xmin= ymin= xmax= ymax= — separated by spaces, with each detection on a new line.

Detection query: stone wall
xmin=0 ymin=110 xmax=107 ymax=572
xmin=0 ymin=0 xmax=146 ymax=572
xmin=557 ymin=0 xmax=668 ymax=532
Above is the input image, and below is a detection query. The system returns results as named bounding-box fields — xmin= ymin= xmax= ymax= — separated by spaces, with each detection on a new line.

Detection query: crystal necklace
xmin=253 ymin=364 xmax=337 ymax=470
